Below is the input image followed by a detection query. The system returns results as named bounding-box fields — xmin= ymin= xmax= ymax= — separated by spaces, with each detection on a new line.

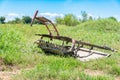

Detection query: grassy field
xmin=0 ymin=19 xmax=120 ymax=80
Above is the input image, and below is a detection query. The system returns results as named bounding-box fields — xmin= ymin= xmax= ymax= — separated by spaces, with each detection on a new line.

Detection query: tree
xmin=7 ymin=20 xmax=16 ymax=24
xmin=7 ymin=17 xmax=21 ymax=24
xmin=0 ymin=16 xmax=5 ymax=24
xmin=81 ymin=11 xmax=88 ymax=22
xmin=22 ymin=16 xmax=32 ymax=24
xmin=55 ymin=17 xmax=64 ymax=24
xmin=108 ymin=16 xmax=117 ymax=22
xmin=55 ymin=14 xmax=79 ymax=26
xmin=64 ymin=14 xmax=79 ymax=26
xmin=88 ymin=16 xmax=93 ymax=21
xmin=14 ymin=17 xmax=21 ymax=23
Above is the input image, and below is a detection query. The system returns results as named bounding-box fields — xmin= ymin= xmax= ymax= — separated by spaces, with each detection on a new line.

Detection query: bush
xmin=56 ymin=17 xmax=64 ymax=25
xmin=22 ymin=16 xmax=32 ymax=24
xmin=80 ymin=18 xmax=120 ymax=32
xmin=55 ymin=14 xmax=79 ymax=26
xmin=64 ymin=14 xmax=79 ymax=26
xmin=0 ymin=28 xmax=25 ymax=65
xmin=0 ymin=16 xmax=5 ymax=24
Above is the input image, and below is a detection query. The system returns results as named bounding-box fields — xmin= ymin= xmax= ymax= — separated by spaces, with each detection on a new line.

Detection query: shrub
xmin=55 ymin=14 xmax=79 ymax=26
xmin=0 ymin=28 xmax=25 ymax=65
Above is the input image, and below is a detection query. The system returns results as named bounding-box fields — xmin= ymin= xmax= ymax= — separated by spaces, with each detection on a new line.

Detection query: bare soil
xmin=0 ymin=67 xmax=34 ymax=79
xmin=84 ymin=69 xmax=105 ymax=76
xmin=0 ymin=71 xmax=19 ymax=80
xmin=0 ymin=58 xmax=20 ymax=80
xmin=115 ymin=77 xmax=120 ymax=80
xmin=84 ymin=69 xmax=120 ymax=80
xmin=0 ymin=65 xmax=32 ymax=80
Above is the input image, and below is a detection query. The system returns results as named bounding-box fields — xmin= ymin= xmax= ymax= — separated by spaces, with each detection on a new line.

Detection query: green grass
xmin=0 ymin=19 xmax=120 ymax=80
xmin=13 ymin=55 xmax=114 ymax=80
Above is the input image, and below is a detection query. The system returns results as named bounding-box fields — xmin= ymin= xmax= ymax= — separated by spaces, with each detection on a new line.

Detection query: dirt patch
xmin=0 ymin=63 xmax=34 ymax=80
xmin=0 ymin=67 xmax=33 ymax=80
xmin=84 ymin=69 xmax=120 ymax=80
xmin=115 ymin=76 xmax=120 ymax=80
xmin=0 ymin=57 xmax=34 ymax=80
xmin=0 ymin=71 xmax=19 ymax=80
xmin=0 ymin=65 xmax=20 ymax=80
xmin=84 ymin=69 xmax=105 ymax=76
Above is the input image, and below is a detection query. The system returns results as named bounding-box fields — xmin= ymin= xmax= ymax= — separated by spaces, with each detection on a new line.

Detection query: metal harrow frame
xmin=30 ymin=10 xmax=115 ymax=59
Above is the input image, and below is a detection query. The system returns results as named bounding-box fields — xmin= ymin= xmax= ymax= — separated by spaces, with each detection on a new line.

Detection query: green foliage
xmin=0 ymin=28 xmax=23 ymax=53
xmin=80 ymin=18 xmax=120 ymax=33
xmin=14 ymin=17 xmax=21 ymax=23
xmin=56 ymin=17 xmax=64 ymax=25
xmin=64 ymin=14 xmax=79 ymax=26
xmin=108 ymin=16 xmax=117 ymax=22
xmin=13 ymin=57 xmax=116 ymax=80
xmin=81 ymin=11 xmax=88 ymax=22
xmin=56 ymin=14 xmax=79 ymax=26
xmin=14 ymin=56 xmax=114 ymax=80
xmin=7 ymin=17 xmax=21 ymax=24
xmin=0 ymin=20 xmax=120 ymax=80
xmin=89 ymin=16 xmax=93 ymax=21
xmin=7 ymin=20 xmax=16 ymax=24
xmin=0 ymin=27 xmax=25 ymax=65
xmin=22 ymin=16 xmax=32 ymax=24
xmin=109 ymin=64 xmax=120 ymax=75
xmin=7 ymin=17 xmax=41 ymax=24
xmin=0 ymin=16 xmax=5 ymax=24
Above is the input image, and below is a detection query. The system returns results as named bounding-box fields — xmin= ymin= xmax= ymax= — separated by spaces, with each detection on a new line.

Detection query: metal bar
xmin=35 ymin=17 xmax=59 ymax=36
xmin=43 ymin=23 xmax=52 ymax=36
xmin=31 ymin=10 xmax=38 ymax=26
xmin=35 ymin=34 xmax=115 ymax=52
xmin=50 ymin=21 xmax=59 ymax=36
xmin=75 ymin=41 xmax=115 ymax=52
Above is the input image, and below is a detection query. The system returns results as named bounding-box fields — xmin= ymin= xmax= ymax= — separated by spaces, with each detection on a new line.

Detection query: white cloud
xmin=5 ymin=13 xmax=23 ymax=22
xmin=39 ymin=12 xmax=64 ymax=22
xmin=7 ymin=13 xmax=19 ymax=17
xmin=87 ymin=13 xmax=94 ymax=17
xmin=5 ymin=12 xmax=120 ymax=22
xmin=77 ymin=15 xmax=82 ymax=19
xmin=5 ymin=12 xmax=64 ymax=22
xmin=40 ymin=13 xmax=64 ymax=17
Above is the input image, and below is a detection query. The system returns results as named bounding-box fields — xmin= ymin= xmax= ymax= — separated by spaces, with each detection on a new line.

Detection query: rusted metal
xmin=31 ymin=10 xmax=59 ymax=36
xmin=31 ymin=10 xmax=115 ymax=58
xmin=35 ymin=34 xmax=115 ymax=52
xmin=30 ymin=10 xmax=38 ymax=26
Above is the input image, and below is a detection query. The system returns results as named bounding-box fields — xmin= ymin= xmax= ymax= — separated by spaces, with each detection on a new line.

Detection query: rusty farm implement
xmin=30 ymin=10 xmax=116 ymax=61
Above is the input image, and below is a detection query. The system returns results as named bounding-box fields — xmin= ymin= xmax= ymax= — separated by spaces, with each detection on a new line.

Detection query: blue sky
xmin=0 ymin=0 xmax=120 ymax=21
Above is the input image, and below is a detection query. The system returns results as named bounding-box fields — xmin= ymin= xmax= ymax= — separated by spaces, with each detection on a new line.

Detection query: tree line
xmin=0 ymin=16 xmax=41 ymax=24
xmin=55 ymin=11 xmax=118 ymax=26
xmin=0 ymin=16 xmax=32 ymax=24
xmin=0 ymin=11 xmax=118 ymax=26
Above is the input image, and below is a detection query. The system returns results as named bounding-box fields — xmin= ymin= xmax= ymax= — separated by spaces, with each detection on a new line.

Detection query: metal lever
xmin=30 ymin=10 xmax=38 ymax=26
